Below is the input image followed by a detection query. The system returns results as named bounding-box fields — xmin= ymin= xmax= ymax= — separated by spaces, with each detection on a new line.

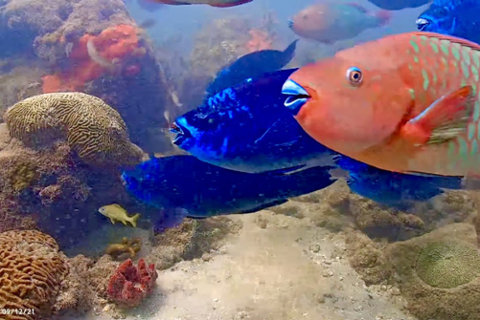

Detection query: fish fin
xmin=374 ymin=10 xmax=391 ymax=26
xmin=121 ymin=220 xmax=127 ymax=226
xmin=130 ymin=213 xmax=141 ymax=228
xmin=345 ymin=3 xmax=368 ymax=12
xmin=416 ymin=32 xmax=480 ymax=52
xmin=209 ymin=0 xmax=253 ymax=7
xmin=400 ymin=85 xmax=475 ymax=145
xmin=238 ymin=199 xmax=288 ymax=214
xmin=154 ymin=208 xmax=188 ymax=233
xmin=109 ymin=218 xmax=116 ymax=224
xmin=110 ymin=203 xmax=122 ymax=209
xmin=269 ymin=165 xmax=307 ymax=175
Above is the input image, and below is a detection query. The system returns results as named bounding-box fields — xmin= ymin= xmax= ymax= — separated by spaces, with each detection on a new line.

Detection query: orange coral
xmin=42 ymin=24 xmax=146 ymax=93
xmin=246 ymin=29 xmax=273 ymax=52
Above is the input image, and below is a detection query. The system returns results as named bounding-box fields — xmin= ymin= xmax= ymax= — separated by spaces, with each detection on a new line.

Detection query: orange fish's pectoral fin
xmin=400 ymin=85 xmax=475 ymax=145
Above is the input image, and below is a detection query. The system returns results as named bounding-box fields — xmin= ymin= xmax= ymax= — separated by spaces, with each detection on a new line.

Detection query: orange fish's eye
xmin=346 ymin=67 xmax=363 ymax=86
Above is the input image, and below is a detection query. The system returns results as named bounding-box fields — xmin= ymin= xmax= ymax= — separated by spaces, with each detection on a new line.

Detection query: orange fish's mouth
xmin=282 ymin=79 xmax=311 ymax=116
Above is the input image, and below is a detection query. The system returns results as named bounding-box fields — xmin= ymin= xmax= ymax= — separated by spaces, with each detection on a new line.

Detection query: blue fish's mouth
xmin=169 ymin=121 xmax=191 ymax=146
xmin=282 ymin=79 xmax=310 ymax=115
xmin=287 ymin=19 xmax=294 ymax=28
xmin=415 ymin=17 xmax=430 ymax=31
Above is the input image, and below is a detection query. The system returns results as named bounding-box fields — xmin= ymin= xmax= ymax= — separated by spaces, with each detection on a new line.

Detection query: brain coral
xmin=3 ymin=92 xmax=144 ymax=167
xmin=415 ymin=240 xmax=480 ymax=288
xmin=0 ymin=229 xmax=69 ymax=320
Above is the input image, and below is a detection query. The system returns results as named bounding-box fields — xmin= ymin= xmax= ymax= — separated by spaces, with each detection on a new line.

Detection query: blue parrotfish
xmin=121 ymin=154 xmax=336 ymax=230
xmin=205 ymin=40 xmax=298 ymax=98
xmin=171 ymin=68 xmax=335 ymax=174
xmin=417 ymin=0 xmax=480 ymax=45
xmin=367 ymin=0 xmax=431 ymax=10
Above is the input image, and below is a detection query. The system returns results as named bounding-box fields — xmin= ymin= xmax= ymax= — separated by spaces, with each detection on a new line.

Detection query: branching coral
xmin=106 ymin=237 xmax=142 ymax=260
xmin=42 ymin=24 xmax=146 ymax=93
xmin=0 ymin=230 xmax=69 ymax=320
xmin=4 ymin=92 xmax=144 ymax=168
xmin=106 ymin=258 xmax=157 ymax=308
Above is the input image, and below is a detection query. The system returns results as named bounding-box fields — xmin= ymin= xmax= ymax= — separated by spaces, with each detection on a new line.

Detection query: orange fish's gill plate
xmin=282 ymin=31 xmax=480 ymax=180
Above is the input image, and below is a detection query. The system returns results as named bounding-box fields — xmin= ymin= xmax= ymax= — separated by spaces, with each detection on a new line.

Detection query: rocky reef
xmin=0 ymin=0 xmax=171 ymax=153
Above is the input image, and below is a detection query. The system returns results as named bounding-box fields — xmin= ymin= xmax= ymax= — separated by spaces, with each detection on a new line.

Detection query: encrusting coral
xmin=4 ymin=92 xmax=144 ymax=168
xmin=105 ymin=237 xmax=142 ymax=260
xmin=0 ymin=229 xmax=69 ymax=320
xmin=415 ymin=240 xmax=480 ymax=288
xmin=106 ymin=258 xmax=157 ymax=308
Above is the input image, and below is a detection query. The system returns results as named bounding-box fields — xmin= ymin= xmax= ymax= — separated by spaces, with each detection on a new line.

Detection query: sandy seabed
xmin=68 ymin=208 xmax=415 ymax=320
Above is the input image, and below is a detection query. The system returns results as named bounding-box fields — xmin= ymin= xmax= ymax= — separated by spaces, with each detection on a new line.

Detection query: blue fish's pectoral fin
xmin=238 ymin=199 xmax=288 ymax=214
xmin=269 ymin=165 xmax=307 ymax=175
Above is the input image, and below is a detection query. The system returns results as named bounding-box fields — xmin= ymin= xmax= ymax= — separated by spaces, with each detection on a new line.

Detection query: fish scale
xmin=284 ymin=31 xmax=480 ymax=178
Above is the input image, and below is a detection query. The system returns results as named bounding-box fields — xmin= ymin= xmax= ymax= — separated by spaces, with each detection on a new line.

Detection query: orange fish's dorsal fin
xmin=345 ymin=2 xmax=368 ymax=12
xmin=414 ymin=32 xmax=480 ymax=52
xmin=400 ymin=86 xmax=475 ymax=145
xmin=210 ymin=0 xmax=253 ymax=7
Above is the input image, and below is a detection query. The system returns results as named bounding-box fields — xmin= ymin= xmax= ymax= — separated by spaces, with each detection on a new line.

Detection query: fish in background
xmin=281 ymin=32 xmax=480 ymax=180
xmin=139 ymin=18 xmax=157 ymax=30
xmin=141 ymin=0 xmax=252 ymax=7
xmin=288 ymin=3 xmax=391 ymax=44
xmin=416 ymin=0 xmax=480 ymax=44
xmin=121 ymin=155 xmax=336 ymax=230
xmin=367 ymin=0 xmax=432 ymax=10
xmin=205 ymin=40 xmax=298 ymax=98
xmin=172 ymin=68 xmax=336 ymax=174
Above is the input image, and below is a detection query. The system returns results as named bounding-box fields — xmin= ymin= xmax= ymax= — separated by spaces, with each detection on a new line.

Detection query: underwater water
xmin=2 ymin=0 xmax=480 ymax=320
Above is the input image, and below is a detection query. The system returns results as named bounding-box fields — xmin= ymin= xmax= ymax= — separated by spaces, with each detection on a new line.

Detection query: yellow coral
xmin=9 ymin=161 xmax=38 ymax=192
xmin=4 ymin=92 xmax=144 ymax=167
xmin=0 ymin=230 xmax=69 ymax=320
xmin=105 ymin=237 xmax=142 ymax=260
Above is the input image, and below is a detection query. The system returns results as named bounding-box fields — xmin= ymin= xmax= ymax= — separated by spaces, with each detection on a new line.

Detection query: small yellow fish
xmin=98 ymin=204 xmax=140 ymax=227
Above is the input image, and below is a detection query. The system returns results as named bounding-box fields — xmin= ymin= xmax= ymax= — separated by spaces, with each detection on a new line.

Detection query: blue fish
xmin=367 ymin=0 xmax=431 ymax=10
xmin=416 ymin=0 xmax=480 ymax=44
xmin=121 ymin=154 xmax=336 ymax=230
xmin=171 ymin=68 xmax=335 ymax=174
xmin=336 ymin=157 xmax=462 ymax=210
xmin=205 ymin=40 xmax=298 ymax=98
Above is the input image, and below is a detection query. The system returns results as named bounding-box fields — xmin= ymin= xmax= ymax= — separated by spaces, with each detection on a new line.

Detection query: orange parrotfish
xmin=288 ymin=3 xmax=391 ymax=44
xmin=140 ymin=0 xmax=252 ymax=7
xmin=281 ymin=32 xmax=480 ymax=183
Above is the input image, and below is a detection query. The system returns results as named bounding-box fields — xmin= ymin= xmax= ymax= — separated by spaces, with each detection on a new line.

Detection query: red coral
xmin=42 ymin=24 xmax=146 ymax=93
xmin=106 ymin=258 xmax=158 ymax=308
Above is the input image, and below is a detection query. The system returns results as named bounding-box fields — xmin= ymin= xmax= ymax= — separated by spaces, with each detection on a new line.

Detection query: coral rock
xmin=0 ymin=230 xmax=69 ymax=320
xmin=4 ymin=92 xmax=144 ymax=168
xmin=106 ymin=258 xmax=157 ymax=308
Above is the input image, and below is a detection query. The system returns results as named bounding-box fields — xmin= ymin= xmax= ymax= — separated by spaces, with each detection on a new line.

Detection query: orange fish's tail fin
xmin=374 ymin=10 xmax=392 ymax=26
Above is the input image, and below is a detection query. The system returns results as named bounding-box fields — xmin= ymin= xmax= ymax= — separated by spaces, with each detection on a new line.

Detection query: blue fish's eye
xmin=346 ymin=67 xmax=363 ymax=86
xmin=416 ymin=18 xmax=430 ymax=30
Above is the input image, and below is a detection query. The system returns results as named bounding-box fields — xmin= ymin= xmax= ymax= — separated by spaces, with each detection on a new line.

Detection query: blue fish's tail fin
xmin=283 ymin=39 xmax=299 ymax=62
xmin=153 ymin=208 xmax=189 ymax=234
